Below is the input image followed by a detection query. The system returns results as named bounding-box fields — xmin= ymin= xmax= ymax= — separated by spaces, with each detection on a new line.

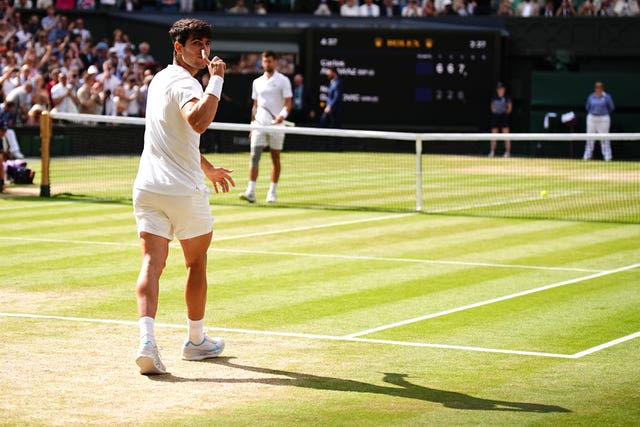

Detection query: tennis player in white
xmin=133 ymin=18 xmax=234 ymax=375
xmin=240 ymin=51 xmax=292 ymax=203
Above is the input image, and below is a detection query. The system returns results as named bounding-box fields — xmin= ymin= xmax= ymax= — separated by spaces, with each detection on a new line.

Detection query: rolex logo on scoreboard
xmin=374 ymin=38 xmax=383 ymax=48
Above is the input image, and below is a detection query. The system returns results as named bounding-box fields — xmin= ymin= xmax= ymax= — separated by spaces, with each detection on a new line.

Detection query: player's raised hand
xmin=206 ymin=166 xmax=235 ymax=194
xmin=201 ymin=49 xmax=226 ymax=78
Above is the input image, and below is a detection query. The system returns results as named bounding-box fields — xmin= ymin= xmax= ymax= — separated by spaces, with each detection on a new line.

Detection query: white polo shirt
xmin=251 ymin=70 xmax=292 ymax=125
xmin=134 ymin=64 xmax=205 ymax=195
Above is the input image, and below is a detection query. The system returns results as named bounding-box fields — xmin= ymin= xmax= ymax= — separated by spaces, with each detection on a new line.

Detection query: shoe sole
xmin=182 ymin=341 xmax=225 ymax=361
xmin=136 ymin=355 xmax=166 ymax=375
xmin=181 ymin=352 xmax=223 ymax=361
xmin=239 ymin=194 xmax=256 ymax=203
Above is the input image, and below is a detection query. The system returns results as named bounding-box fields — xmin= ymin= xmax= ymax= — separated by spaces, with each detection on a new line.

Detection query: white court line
xmin=211 ymin=247 xmax=602 ymax=273
xmin=0 ymin=213 xmax=412 ymax=247
xmin=426 ymin=192 xmax=577 ymax=214
xmin=0 ymin=201 xmax=75 ymax=211
xmin=0 ymin=312 xmax=573 ymax=359
xmin=0 ymin=235 xmax=600 ymax=274
xmin=345 ymin=262 xmax=640 ymax=339
xmin=214 ymin=213 xmax=415 ymax=241
xmin=571 ymin=331 xmax=640 ymax=358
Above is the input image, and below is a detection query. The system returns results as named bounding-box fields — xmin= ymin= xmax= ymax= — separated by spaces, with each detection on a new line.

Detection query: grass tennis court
xmin=22 ymin=149 xmax=640 ymax=222
xmin=1 ymin=194 xmax=638 ymax=426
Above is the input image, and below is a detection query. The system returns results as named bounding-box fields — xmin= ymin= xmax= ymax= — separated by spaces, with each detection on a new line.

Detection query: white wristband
xmin=204 ymin=75 xmax=224 ymax=99
xmin=279 ymin=107 xmax=289 ymax=119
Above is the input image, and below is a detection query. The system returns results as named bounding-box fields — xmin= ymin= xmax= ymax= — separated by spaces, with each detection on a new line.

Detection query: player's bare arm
xmin=201 ymin=155 xmax=235 ymax=194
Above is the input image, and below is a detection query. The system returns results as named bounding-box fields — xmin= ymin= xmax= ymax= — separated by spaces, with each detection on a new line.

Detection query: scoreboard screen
xmin=310 ymin=28 xmax=502 ymax=131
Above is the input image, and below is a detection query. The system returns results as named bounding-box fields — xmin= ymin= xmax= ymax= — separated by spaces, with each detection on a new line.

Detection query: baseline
xmin=2 ymin=312 xmax=636 ymax=358
xmin=0 ymin=312 xmax=573 ymax=359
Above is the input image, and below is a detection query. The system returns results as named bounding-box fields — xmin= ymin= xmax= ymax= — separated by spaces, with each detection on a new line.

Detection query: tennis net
xmin=37 ymin=112 xmax=640 ymax=224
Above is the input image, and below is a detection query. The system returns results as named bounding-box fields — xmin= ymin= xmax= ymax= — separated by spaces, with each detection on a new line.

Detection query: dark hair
xmin=262 ymin=50 xmax=277 ymax=59
xmin=329 ymin=66 xmax=339 ymax=76
xmin=168 ymin=19 xmax=213 ymax=57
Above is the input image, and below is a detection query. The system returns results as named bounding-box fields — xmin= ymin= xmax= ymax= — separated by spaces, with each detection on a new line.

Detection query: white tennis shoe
xmin=182 ymin=335 xmax=225 ymax=361
xmin=136 ymin=340 xmax=167 ymax=375
xmin=266 ymin=191 xmax=277 ymax=203
xmin=240 ymin=191 xmax=256 ymax=203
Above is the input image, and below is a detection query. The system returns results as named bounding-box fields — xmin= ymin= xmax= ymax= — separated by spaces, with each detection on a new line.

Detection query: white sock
xmin=248 ymin=180 xmax=256 ymax=193
xmin=187 ymin=318 xmax=205 ymax=344
xmin=139 ymin=316 xmax=155 ymax=344
xmin=269 ymin=182 xmax=277 ymax=194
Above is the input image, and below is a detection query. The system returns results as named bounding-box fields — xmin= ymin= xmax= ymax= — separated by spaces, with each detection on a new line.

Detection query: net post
xmin=415 ymin=135 xmax=423 ymax=212
xmin=39 ymin=110 xmax=51 ymax=197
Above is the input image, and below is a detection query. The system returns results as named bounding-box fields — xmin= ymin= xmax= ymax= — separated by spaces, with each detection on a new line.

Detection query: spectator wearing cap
xmin=95 ymin=41 xmax=109 ymax=69
xmin=77 ymin=65 xmax=103 ymax=115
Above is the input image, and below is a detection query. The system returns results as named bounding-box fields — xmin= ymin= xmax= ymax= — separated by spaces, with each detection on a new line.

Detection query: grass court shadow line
xmin=149 ymin=357 xmax=570 ymax=413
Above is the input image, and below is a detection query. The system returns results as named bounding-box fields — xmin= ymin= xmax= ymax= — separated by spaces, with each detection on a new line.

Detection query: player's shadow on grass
xmin=151 ymin=357 xmax=570 ymax=413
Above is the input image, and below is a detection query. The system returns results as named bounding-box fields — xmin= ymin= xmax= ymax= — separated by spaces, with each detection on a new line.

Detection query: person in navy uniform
xmin=488 ymin=81 xmax=512 ymax=158
xmin=320 ymin=66 xmax=343 ymax=129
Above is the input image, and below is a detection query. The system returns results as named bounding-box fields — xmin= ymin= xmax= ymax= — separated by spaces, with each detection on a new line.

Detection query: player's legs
xmin=135 ymin=231 xmax=169 ymax=375
xmin=270 ymin=149 xmax=281 ymax=184
xmin=180 ymin=231 xmax=212 ymax=322
xmin=266 ymin=132 xmax=284 ymax=202
xmin=136 ymin=232 xmax=170 ymax=319
xmin=242 ymin=133 xmax=265 ymax=202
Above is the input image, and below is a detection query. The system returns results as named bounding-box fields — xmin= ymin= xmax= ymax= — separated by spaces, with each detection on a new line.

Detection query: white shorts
xmin=251 ymin=121 xmax=285 ymax=151
xmin=133 ymin=188 xmax=213 ymax=241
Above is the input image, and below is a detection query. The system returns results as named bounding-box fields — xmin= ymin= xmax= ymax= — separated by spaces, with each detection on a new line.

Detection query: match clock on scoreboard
xmin=311 ymin=28 xmax=502 ymax=130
